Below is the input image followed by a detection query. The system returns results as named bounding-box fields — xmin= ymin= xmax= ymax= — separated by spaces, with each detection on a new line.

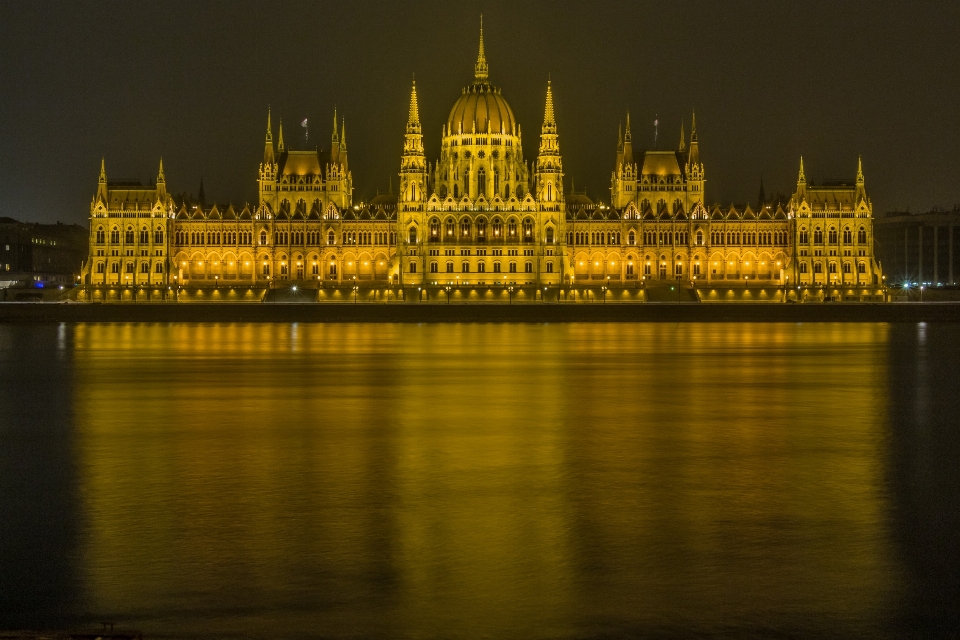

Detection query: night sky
xmin=2 ymin=1 xmax=958 ymax=225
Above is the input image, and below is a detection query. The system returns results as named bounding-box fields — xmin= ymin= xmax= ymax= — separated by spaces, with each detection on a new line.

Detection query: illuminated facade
xmin=81 ymin=22 xmax=883 ymax=293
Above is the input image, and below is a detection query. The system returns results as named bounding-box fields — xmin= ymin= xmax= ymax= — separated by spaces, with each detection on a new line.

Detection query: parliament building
xmin=81 ymin=23 xmax=884 ymax=301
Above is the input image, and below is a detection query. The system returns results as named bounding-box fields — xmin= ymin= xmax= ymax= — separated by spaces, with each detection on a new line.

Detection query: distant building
xmin=873 ymin=208 xmax=960 ymax=286
xmin=0 ymin=217 xmax=88 ymax=289
xmin=80 ymin=20 xmax=883 ymax=298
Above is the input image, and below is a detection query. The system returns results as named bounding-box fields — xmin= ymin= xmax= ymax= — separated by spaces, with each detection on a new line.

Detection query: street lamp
xmin=445 ymin=285 xmax=451 ymax=304
xmin=508 ymin=286 xmax=514 ymax=304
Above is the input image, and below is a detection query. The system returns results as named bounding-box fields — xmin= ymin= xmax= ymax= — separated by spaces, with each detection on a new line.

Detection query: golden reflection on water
xmin=70 ymin=323 xmax=895 ymax=638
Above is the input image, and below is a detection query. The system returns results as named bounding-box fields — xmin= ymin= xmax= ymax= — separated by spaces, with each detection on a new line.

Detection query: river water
xmin=1 ymin=322 xmax=958 ymax=639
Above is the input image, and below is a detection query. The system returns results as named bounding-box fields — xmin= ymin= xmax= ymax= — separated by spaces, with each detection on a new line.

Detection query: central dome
xmin=447 ymin=84 xmax=516 ymax=135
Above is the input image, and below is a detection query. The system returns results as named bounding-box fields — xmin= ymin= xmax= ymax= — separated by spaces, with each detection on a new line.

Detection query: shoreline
xmin=2 ymin=302 xmax=959 ymax=323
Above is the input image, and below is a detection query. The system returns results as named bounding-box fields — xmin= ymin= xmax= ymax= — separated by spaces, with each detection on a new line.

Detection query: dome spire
xmin=474 ymin=15 xmax=488 ymax=82
xmin=408 ymin=77 xmax=420 ymax=128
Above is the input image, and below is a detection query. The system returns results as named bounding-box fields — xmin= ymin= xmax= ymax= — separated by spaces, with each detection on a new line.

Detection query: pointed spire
xmin=622 ymin=111 xmax=633 ymax=166
xmin=617 ymin=122 xmax=623 ymax=152
xmin=157 ymin=157 xmax=165 ymax=183
xmin=265 ymin=107 xmax=273 ymax=142
xmin=331 ymin=107 xmax=339 ymax=144
xmin=856 ymin=156 xmax=864 ymax=184
xmin=340 ymin=119 xmax=346 ymax=148
xmin=99 ymin=157 xmax=107 ymax=183
xmin=624 ymin=111 xmax=632 ymax=143
xmin=278 ymin=119 xmax=285 ymax=152
xmin=474 ymin=15 xmax=489 ymax=82
xmin=679 ymin=121 xmax=686 ymax=152
xmin=542 ymin=79 xmax=556 ymax=128
xmin=798 ymin=156 xmax=806 ymax=184
xmin=690 ymin=109 xmax=698 ymax=142
xmin=408 ymin=78 xmax=420 ymax=127
xmin=263 ymin=108 xmax=276 ymax=165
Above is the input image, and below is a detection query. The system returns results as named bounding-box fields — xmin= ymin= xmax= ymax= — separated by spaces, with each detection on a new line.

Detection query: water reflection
xmin=6 ymin=322 xmax=958 ymax=638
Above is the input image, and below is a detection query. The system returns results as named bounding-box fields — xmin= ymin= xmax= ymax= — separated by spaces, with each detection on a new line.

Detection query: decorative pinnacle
xmin=99 ymin=157 xmax=106 ymax=182
xmin=857 ymin=156 xmax=864 ymax=184
xmin=278 ymin=119 xmax=285 ymax=151
xmin=690 ymin=109 xmax=698 ymax=142
xmin=679 ymin=121 xmax=686 ymax=152
xmin=265 ymin=107 xmax=273 ymax=142
xmin=624 ymin=111 xmax=632 ymax=142
xmin=158 ymin=157 xmax=165 ymax=182
xmin=798 ymin=156 xmax=806 ymax=183
xmin=474 ymin=15 xmax=488 ymax=82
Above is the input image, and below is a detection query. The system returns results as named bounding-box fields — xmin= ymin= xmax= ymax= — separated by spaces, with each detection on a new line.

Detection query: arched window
xmin=430 ymin=261 xmax=438 ymax=273
xmin=408 ymin=227 xmax=418 ymax=244
xmin=96 ymin=262 xmax=105 ymax=273
xmin=493 ymin=168 xmax=499 ymax=196
xmin=509 ymin=261 xmax=517 ymax=273
xmin=110 ymin=262 xmax=119 ymax=274
xmin=326 ymin=230 xmax=334 ymax=244
xmin=155 ymin=262 xmax=163 ymax=273
xmin=547 ymin=183 xmax=553 ymax=201
xmin=800 ymin=262 xmax=808 ymax=274
xmin=829 ymin=227 xmax=838 ymax=243
xmin=445 ymin=218 xmax=455 ymax=237
xmin=260 ymin=230 xmax=267 ymax=245
xmin=508 ymin=220 xmax=517 ymax=237
xmin=799 ymin=227 xmax=808 ymax=244
xmin=546 ymin=227 xmax=555 ymax=243
xmin=814 ymin=227 xmax=824 ymax=244
xmin=454 ymin=183 xmax=459 ymax=199
xmin=516 ymin=184 xmax=524 ymax=199
xmin=410 ymin=183 xmax=417 ymax=201
xmin=843 ymin=262 xmax=852 ymax=273
xmin=828 ymin=262 xmax=837 ymax=274
xmin=628 ymin=230 xmax=636 ymax=245
xmin=524 ymin=262 xmax=533 ymax=273
xmin=522 ymin=219 xmax=533 ymax=239
xmin=140 ymin=262 xmax=149 ymax=273
xmin=696 ymin=230 xmax=703 ymax=245
xmin=814 ymin=262 xmax=823 ymax=274
xmin=478 ymin=262 xmax=486 ymax=273
xmin=858 ymin=227 xmax=867 ymax=243
xmin=430 ymin=218 xmax=440 ymax=238
xmin=492 ymin=218 xmax=502 ymax=237
xmin=476 ymin=219 xmax=487 ymax=238
xmin=439 ymin=184 xmax=448 ymax=199
xmin=139 ymin=227 xmax=149 ymax=244
xmin=446 ymin=261 xmax=454 ymax=273
xmin=125 ymin=227 xmax=134 ymax=243
xmin=95 ymin=227 xmax=105 ymax=244
xmin=110 ymin=227 xmax=120 ymax=243
xmin=477 ymin=168 xmax=486 ymax=197
xmin=462 ymin=261 xmax=470 ymax=273
xmin=843 ymin=227 xmax=852 ymax=243
xmin=493 ymin=261 xmax=501 ymax=273
xmin=461 ymin=219 xmax=471 ymax=238
xmin=858 ymin=261 xmax=866 ymax=273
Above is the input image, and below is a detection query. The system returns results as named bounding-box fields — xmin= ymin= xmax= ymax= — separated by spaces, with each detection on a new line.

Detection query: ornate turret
xmin=796 ymin=156 xmax=807 ymax=201
xmin=156 ymin=158 xmax=166 ymax=199
xmin=277 ymin=119 xmax=285 ymax=154
xmin=400 ymin=79 xmax=426 ymax=207
xmin=855 ymin=156 xmax=866 ymax=203
xmin=622 ymin=111 xmax=634 ymax=167
xmin=97 ymin=157 xmax=107 ymax=201
xmin=339 ymin=119 xmax=348 ymax=172
xmin=679 ymin=121 xmax=686 ymax=153
xmin=535 ymin=80 xmax=563 ymax=208
xmin=330 ymin=109 xmax=340 ymax=165
xmin=688 ymin=110 xmax=699 ymax=166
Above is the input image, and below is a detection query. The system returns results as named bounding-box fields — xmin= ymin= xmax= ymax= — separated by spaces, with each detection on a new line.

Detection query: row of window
xmin=798 ymin=226 xmax=868 ymax=244
xmin=95 ymin=226 xmax=164 ymax=245
xmin=426 ymin=261 xmax=545 ymax=274
xmin=799 ymin=262 xmax=868 ymax=274
xmin=94 ymin=261 xmax=164 ymax=274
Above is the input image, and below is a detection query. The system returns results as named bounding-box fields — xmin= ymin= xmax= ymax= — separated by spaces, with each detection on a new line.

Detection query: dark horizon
xmin=2 ymin=0 xmax=958 ymax=224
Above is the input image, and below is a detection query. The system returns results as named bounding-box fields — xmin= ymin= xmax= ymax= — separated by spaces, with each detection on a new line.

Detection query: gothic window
xmin=828 ymin=262 xmax=837 ymax=274
xmin=430 ymin=261 xmax=438 ymax=273
xmin=96 ymin=262 xmax=105 ymax=273
xmin=858 ymin=261 xmax=866 ymax=273
xmin=799 ymin=228 xmax=809 ymax=244
xmin=843 ymin=262 xmax=852 ymax=273
xmin=410 ymin=183 xmax=417 ymax=201
xmin=829 ymin=227 xmax=838 ymax=243
xmin=696 ymin=230 xmax=703 ymax=245
xmin=260 ymin=230 xmax=268 ymax=245
xmin=430 ymin=218 xmax=440 ymax=238
xmin=155 ymin=262 xmax=163 ymax=273
xmin=329 ymin=262 xmax=337 ymax=276
xmin=461 ymin=220 xmax=471 ymax=238
xmin=462 ymin=261 xmax=470 ymax=273
xmin=478 ymin=262 xmax=486 ymax=273
xmin=522 ymin=219 xmax=533 ymax=240
xmin=477 ymin=168 xmax=486 ymax=197
xmin=125 ymin=227 xmax=134 ymax=243
xmin=125 ymin=262 xmax=134 ymax=273
xmin=546 ymin=227 xmax=555 ymax=243
xmin=508 ymin=220 xmax=517 ymax=237
xmin=110 ymin=262 xmax=119 ymax=274
xmin=814 ymin=227 xmax=824 ymax=244
xmin=814 ymin=262 xmax=823 ymax=274
xmin=493 ymin=168 xmax=500 ymax=196
xmin=509 ymin=261 xmax=517 ymax=273
xmin=439 ymin=184 xmax=447 ymax=199
xmin=493 ymin=218 xmax=503 ymax=237
xmin=111 ymin=227 xmax=120 ymax=243
xmin=446 ymin=261 xmax=454 ymax=273
xmin=516 ymin=184 xmax=524 ymax=199
xmin=858 ymin=227 xmax=867 ymax=243
xmin=140 ymin=262 xmax=150 ymax=273
xmin=800 ymin=262 xmax=808 ymax=274
xmin=843 ymin=227 xmax=852 ymax=243
xmin=454 ymin=184 xmax=459 ymax=199
xmin=445 ymin=218 xmax=455 ymax=237
xmin=96 ymin=227 xmax=105 ymax=244
xmin=408 ymin=227 xmax=418 ymax=244
xmin=262 ymin=262 xmax=270 ymax=276
xmin=476 ymin=219 xmax=487 ymax=238
xmin=524 ymin=262 xmax=533 ymax=273
xmin=155 ymin=228 xmax=164 ymax=243
xmin=628 ymin=231 xmax=636 ymax=245
xmin=493 ymin=262 xmax=501 ymax=273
